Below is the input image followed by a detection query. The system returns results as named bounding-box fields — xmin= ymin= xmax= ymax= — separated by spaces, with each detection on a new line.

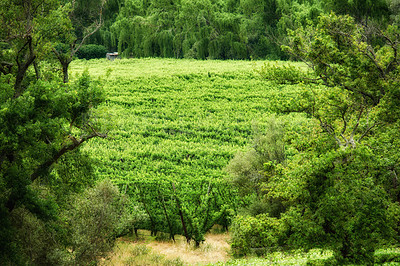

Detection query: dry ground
xmin=102 ymin=230 xmax=231 ymax=266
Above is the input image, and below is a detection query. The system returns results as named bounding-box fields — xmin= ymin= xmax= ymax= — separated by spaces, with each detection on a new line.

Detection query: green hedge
xmin=76 ymin=44 xmax=108 ymax=60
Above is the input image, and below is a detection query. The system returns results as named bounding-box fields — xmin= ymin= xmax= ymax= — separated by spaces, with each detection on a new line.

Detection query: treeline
xmin=84 ymin=0 xmax=398 ymax=59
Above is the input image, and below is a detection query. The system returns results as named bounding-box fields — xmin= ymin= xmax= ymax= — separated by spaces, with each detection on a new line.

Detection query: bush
xmin=64 ymin=179 xmax=133 ymax=264
xmin=10 ymin=207 xmax=67 ymax=265
xmin=131 ymin=244 xmax=150 ymax=256
xmin=76 ymin=44 xmax=108 ymax=60
xmin=230 ymin=214 xmax=285 ymax=256
xmin=155 ymin=231 xmax=171 ymax=242
xmin=255 ymin=62 xmax=313 ymax=84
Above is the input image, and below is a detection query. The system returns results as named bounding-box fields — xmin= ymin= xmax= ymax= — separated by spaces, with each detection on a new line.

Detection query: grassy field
xmin=101 ymin=230 xmax=230 ymax=265
xmin=71 ymin=58 xmax=304 ymax=184
xmin=101 ymin=231 xmax=400 ymax=265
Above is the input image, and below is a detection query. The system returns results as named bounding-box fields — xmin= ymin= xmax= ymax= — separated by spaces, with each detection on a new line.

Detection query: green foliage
xmin=225 ymin=116 xmax=286 ymax=208
xmin=131 ymin=244 xmax=151 ymax=256
xmin=10 ymin=207 xmax=52 ymax=264
xmin=229 ymin=112 xmax=400 ymax=264
xmin=0 ymin=1 xmax=108 ymax=260
xmin=71 ymin=59 xmax=297 ymax=246
xmin=0 ymin=74 xmax=106 ymax=263
xmin=130 ymin=178 xmax=234 ymax=246
xmin=255 ymin=62 xmax=314 ymax=85
xmin=219 ymin=250 xmax=335 ymax=266
xmin=47 ymin=150 xmax=98 ymax=205
xmin=76 ymin=44 xmax=108 ymax=59
xmin=323 ymin=0 xmax=390 ymax=22
xmin=85 ymin=0 xmax=400 ymax=60
xmin=28 ymin=0 xmax=400 ymax=61
xmin=225 ymin=11 xmax=400 ymax=264
xmin=102 ymin=0 xmax=326 ymax=59
xmin=64 ymin=179 xmax=133 ymax=264
xmin=374 ymin=248 xmax=400 ymax=264
xmin=230 ymin=214 xmax=284 ymax=256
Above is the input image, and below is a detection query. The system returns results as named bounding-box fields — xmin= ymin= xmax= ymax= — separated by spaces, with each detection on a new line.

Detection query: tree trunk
xmin=136 ymin=186 xmax=157 ymax=236
xmin=33 ymin=59 xmax=40 ymax=80
xmin=62 ymin=60 xmax=70 ymax=83
xmin=158 ymin=188 xmax=175 ymax=242
xmin=14 ymin=51 xmax=36 ymax=97
xmin=172 ymin=182 xmax=191 ymax=243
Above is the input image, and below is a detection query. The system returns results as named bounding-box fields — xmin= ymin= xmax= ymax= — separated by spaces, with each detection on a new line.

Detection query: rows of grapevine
xmin=72 ymin=59 xmax=300 ymax=244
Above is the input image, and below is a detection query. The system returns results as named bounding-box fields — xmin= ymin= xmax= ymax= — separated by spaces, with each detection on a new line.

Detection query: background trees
xmin=75 ymin=0 xmax=400 ymax=60
xmin=98 ymin=0 xmax=325 ymax=59
xmin=51 ymin=0 xmax=107 ymax=82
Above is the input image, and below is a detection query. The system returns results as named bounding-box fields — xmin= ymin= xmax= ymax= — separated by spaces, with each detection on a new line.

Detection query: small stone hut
xmin=106 ymin=52 xmax=119 ymax=61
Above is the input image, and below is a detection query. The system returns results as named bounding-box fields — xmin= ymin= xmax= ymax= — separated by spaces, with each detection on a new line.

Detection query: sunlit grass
xmin=101 ymin=230 xmax=230 ymax=265
xmin=71 ymin=58 xmax=260 ymax=79
xmin=71 ymin=58 xmax=308 ymax=184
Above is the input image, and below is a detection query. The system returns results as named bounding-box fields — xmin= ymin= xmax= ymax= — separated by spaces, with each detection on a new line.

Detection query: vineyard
xmin=71 ymin=58 xmax=306 ymax=245
xmin=3 ymin=1 xmax=400 ymax=263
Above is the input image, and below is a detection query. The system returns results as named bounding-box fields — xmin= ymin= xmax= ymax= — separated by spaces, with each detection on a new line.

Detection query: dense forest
xmin=1 ymin=0 xmax=400 ymax=265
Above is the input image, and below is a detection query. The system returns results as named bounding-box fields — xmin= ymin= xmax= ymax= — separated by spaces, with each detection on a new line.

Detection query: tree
xmin=64 ymin=179 xmax=133 ymax=264
xmin=50 ymin=0 xmax=107 ymax=83
xmin=323 ymin=0 xmax=390 ymax=24
xmin=0 ymin=0 xmax=56 ymax=95
xmin=284 ymin=13 xmax=400 ymax=147
xmin=225 ymin=117 xmax=286 ymax=216
xmin=280 ymin=13 xmax=400 ymax=262
xmin=0 ymin=0 xmax=107 ymax=263
xmin=230 ymin=12 xmax=400 ymax=263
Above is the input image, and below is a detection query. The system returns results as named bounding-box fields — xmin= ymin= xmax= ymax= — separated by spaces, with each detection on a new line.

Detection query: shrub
xmin=64 ymin=179 xmax=133 ymax=264
xmin=230 ymin=214 xmax=285 ymax=256
xmin=131 ymin=244 xmax=150 ymax=256
xmin=255 ymin=62 xmax=313 ymax=84
xmin=76 ymin=44 xmax=108 ymax=60
xmin=10 ymin=207 xmax=69 ymax=265
xmin=155 ymin=231 xmax=171 ymax=242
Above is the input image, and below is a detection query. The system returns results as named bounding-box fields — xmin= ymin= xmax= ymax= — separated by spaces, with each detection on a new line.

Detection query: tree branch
xmin=72 ymin=0 xmax=106 ymax=55
xmin=318 ymin=118 xmax=343 ymax=147
xmin=350 ymin=107 xmax=364 ymax=140
xmin=14 ymin=38 xmax=36 ymax=98
xmin=31 ymin=132 xmax=107 ymax=182
xmin=357 ymin=121 xmax=378 ymax=143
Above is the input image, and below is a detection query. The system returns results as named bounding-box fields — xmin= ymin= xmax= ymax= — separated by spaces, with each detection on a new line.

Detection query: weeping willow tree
xmin=97 ymin=0 xmax=395 ymax=59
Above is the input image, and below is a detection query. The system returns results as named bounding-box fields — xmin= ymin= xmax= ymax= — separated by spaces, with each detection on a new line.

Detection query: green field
xmin=70 ymin=58 xmax=308 ymax=244
xmin=72 ymin=58 xmax=303 ymax=183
